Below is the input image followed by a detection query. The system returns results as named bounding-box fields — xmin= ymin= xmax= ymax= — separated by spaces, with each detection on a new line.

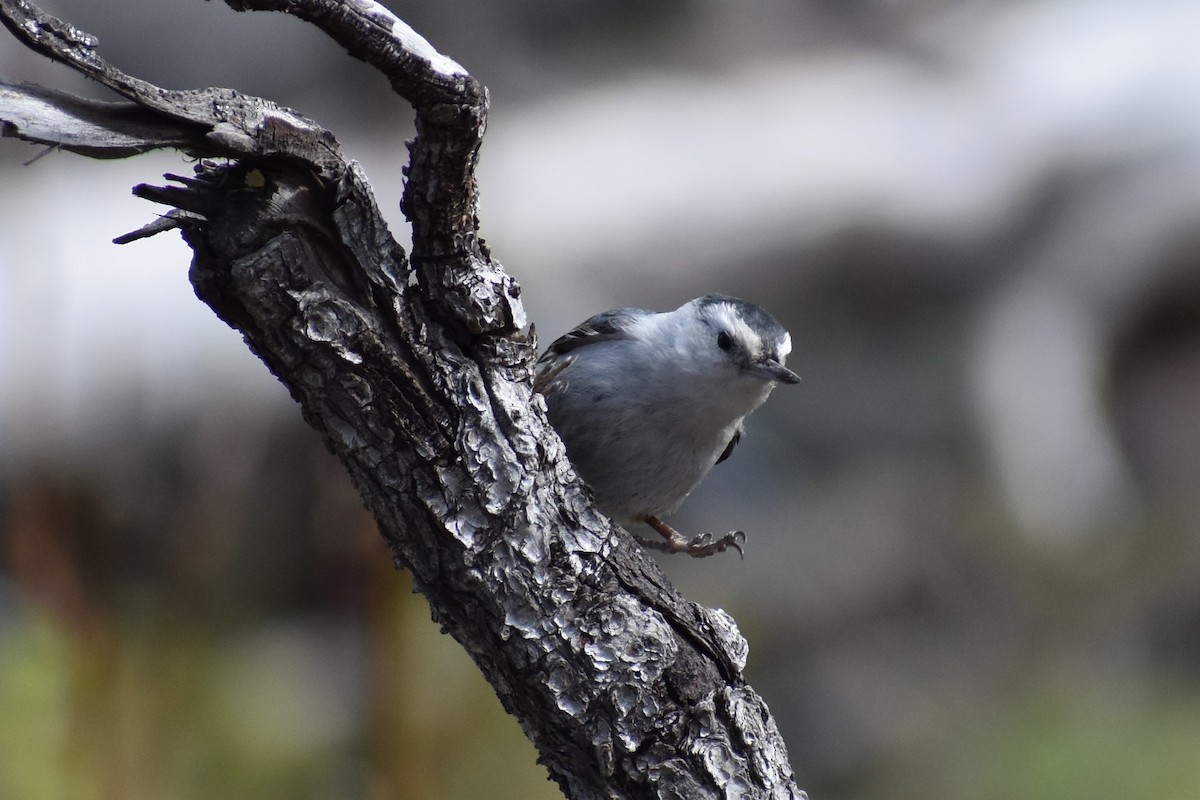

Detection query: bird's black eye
xmin=716 ymin=331 xmax=734 ymax=352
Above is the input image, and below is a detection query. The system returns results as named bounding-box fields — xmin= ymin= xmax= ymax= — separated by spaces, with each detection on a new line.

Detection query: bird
xmin=534 ymin=293 xmax=799 ymax=557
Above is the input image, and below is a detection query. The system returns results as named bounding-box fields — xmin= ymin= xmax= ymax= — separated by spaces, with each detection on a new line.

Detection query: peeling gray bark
xmin=0 ymin=1 xmax=805 ymax=797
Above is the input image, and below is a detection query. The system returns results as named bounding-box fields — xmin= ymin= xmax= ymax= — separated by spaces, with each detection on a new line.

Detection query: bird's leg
xmin=636 ymin=515 xmax=746 ymax=559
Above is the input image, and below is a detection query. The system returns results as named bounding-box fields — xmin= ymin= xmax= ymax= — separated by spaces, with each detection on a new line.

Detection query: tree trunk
xmin=0 ymin=1 xmax=804 ymax=797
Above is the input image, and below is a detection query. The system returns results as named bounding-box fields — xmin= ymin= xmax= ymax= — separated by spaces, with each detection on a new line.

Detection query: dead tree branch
xmin=0 ymin=1 xmax=804 ymax=796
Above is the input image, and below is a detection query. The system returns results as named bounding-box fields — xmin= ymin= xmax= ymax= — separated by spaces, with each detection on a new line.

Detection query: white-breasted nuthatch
xmin=534 ymin=294 xmax=799 ymax=558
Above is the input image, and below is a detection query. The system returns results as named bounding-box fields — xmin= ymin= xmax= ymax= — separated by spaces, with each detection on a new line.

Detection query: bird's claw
xmin=636 ymin=518 xmax=746 ymax=559
xmin=681 ymin=530 xmax=746 ymax=559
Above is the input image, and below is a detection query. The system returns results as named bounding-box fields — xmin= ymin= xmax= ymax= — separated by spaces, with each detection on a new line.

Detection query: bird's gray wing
xmin=715 ymin=426 xmax=742 ymax=465
xmin=534 ymin=307 xmax=647 ymax=395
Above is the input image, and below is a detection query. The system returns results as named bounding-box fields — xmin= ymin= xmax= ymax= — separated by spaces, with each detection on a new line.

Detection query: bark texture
xmin=0 ymin=1 xmax=804 ymax=797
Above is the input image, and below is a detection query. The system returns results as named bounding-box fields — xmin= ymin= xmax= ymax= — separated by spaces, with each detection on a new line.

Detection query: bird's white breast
xmin=543 ymin=333 xmax=775 ymax=523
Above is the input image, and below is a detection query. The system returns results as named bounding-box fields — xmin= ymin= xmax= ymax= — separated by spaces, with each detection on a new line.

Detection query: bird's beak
xmin=752 ymin=359 xmax=801 ymax=384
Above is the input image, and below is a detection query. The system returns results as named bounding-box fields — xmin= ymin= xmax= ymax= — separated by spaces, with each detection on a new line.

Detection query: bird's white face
xmin=703 ymin=302 xmax=791 ymax=369
xmin=691 ymin=299 xmax=796 ymax=385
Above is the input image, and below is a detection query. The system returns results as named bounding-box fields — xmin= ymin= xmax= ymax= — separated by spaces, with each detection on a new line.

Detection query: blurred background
xmin=3 ymin=0 xmax=1200 ymax=797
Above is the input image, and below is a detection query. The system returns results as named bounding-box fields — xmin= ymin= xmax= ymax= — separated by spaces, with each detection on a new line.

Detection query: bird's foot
xmin=637 ymin=515 xmax=746 ymax=559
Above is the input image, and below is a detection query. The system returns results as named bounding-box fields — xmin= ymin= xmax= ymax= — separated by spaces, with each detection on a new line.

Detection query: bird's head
xmin=684 ymin=293 xmax=800 ymax=387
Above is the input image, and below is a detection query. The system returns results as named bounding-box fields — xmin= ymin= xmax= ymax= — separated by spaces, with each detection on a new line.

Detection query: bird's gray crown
xmin=693 ymin=293 xmax=791 ymax=353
